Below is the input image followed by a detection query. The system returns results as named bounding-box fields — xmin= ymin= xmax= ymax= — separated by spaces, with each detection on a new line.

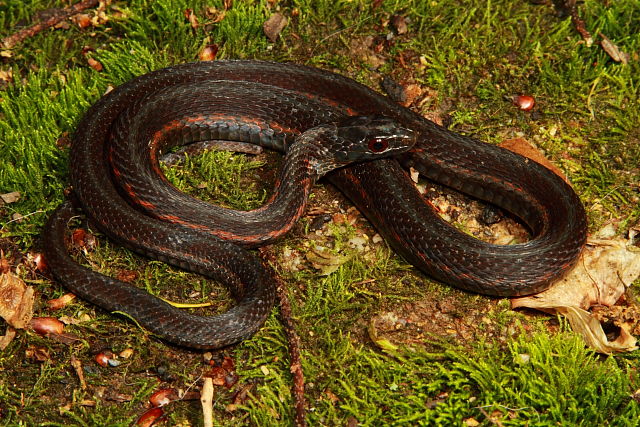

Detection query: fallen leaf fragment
xmin=263 ymin=13 xmax=287 ymax=42
xmin=390 ymin=14 xmax=408 ymax=34
xmin=25 ymin=345 xmax=52 ymax=362
xmin=0 ymin=68 xmax=13 ymax=84
xmin=72 ymin=13 xmax=92 ymax=29
xmin=0 ymin=191 xmax=20 ymax=204
xmin=205 ymin=7 xmax=226 ymax=23
xmin=184 ymin=8 xmax=199 ymax=29
xmin=600 ymin=33 xmax=629 ymax=64
xmin=556 ymin=306 xmax=637 ymax=354
xmin=512 ymin=237 xmax=640 ymax=353
xmin=47 ymin=293 xmax=76 ymax=310
xmin=119 ymin=347 xmax=134 ymax=358
xmin=499 ymin=137 xmax=568 ymax=183
xmin=306 ymin=247 xmax=352 ymax=275
xmin=368 ymin=318 xmax=399 ymax=353
xmin=0 ymin=273 xmax=34 ymax=329
xmin=0 ymin=327 xmax=16 ymax=350
xmin=71 ymin=356 xmax=87 ymax=390
xmin=199 ymin=44 xmax=219 ymax=61
xmin=87 ymin=57 xmax=103 ymax=71
xmin=206 ymin=356 xmax=238 ymax=388
xmin=33 ymin=252 xmax=47 ymax=271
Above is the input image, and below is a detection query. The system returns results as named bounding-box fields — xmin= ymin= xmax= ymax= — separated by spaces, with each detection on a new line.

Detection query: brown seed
xmin=136 ymin=407 xmax=165 ymax=427
xmin=512 ymin=95 xmax=535 ymax=111
xmin=94 ymin=351 xmax=119 ymax=367
xmin=149 ymin=388 xmax=177 ymax=407
xmin=31 ymin=317 xmax=64 ymax=336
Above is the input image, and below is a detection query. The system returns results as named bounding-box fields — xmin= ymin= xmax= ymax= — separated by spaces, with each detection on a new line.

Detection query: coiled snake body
xmin=43 ymin=61 xmax=587 ymax=349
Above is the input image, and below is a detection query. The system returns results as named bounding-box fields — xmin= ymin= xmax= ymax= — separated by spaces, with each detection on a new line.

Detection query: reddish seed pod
xmin=31 ymin=317 xmax=65 ymax=336
xmin=94 ymin=352 xmax=110 ymax=367
xmin=512 ymin=95 xmax=536 ymax=111
xmin=136 ymin=407 xmax=165 ymax=427
xmin=95 ymin=351 xmax=120 ymax=367
xmin=149 ymin=388 xmax=177 ymax=407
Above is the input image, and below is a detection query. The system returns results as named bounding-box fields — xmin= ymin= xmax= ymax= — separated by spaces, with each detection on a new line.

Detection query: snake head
xmin=334 ymin=115 xmax=416 ymax=163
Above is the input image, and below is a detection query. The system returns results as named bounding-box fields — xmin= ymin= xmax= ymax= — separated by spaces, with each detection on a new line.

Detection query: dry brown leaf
xmin=499 ymin=138 xmax=568 ymax=183
xmin=0 ymin=69 xmax=13 ymax=83
xmin=512 ymin=237 xmax=640 ymax=353
xmin=199 ymin=44 xmax=219 ymax=61
xmin=306 ymin=248 xmax=352 ymax=276
xmin=513 ymin=238 xmax=640 ymax=310
xmin=87 ymin=57 xmax=103 ymax=72
xmin=47 ymin=293 xmax=76 ymax=310
xmin=184 ymin=8 xmax=199 ymax=29
xmin=0 ymin=272 xmax=34 ymax=329
xmin=0 ymin=191 xmax=21 ymax=204
xmin=263 ymin=13 xmax=287 ymax=42
xmin=0 ymin=327 xmax=16 ymax=350
xmin=31 ymin=317 xmax=65 ymax=335
xmin=600 ymin=33 xmax=630 ymax=64
xmin=390 ymin=15 xmax=408 ymax=34
xmin=555 ymin=306 xmax=637 ymax=354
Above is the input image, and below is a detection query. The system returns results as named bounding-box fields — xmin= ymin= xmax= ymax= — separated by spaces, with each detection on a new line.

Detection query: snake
xmin=42 ymin=60 xmax=587 ymax=349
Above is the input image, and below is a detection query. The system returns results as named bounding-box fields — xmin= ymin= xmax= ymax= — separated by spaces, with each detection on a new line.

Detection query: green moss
xmin=0 ymin=0 xmax=638 ymax=424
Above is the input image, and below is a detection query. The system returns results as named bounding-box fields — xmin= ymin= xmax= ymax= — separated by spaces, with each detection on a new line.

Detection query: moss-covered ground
xmin=1 ymin=0 xmax=639 ymax=425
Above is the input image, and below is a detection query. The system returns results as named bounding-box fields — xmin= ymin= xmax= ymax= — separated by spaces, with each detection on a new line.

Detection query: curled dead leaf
xmin=368 ymin=317 xmax=400 ymax=353
xmin=556 ymin=306 xmax=637 ymax=354
xmin=512 ymin=236 xmax=640 ymax=353
xmin=600 ymin=33 xmax=629 ymax=64
xmin=72 ymin=13 xmax=92 ymax=29
xmin=306 ymin=247 xmax=352 ymax=275
xmin=263 ymin=13 xmax=287 ymax=42
xmin=0 ymin=326 xmax=17 ymax=349
xmin=0 ymin=273 xmax=34 ymax=329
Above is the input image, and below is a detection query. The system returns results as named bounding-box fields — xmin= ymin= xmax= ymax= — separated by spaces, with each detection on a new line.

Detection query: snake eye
xmin=368 ymin=138 xmax=389 ymax=153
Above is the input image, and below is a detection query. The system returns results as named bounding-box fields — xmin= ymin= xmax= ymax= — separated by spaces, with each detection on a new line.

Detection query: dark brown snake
xmin=42 ymin=60 xmax=587 ymax=349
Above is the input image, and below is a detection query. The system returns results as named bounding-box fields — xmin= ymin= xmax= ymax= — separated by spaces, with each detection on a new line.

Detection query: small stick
xmin=2 ymin=0 xmax=100 ymax=49
xmin=201 ymin=377 xmax=214 ymax=427
xmin=259 ymin=248 xmax=307 ymax=427
xmin=70 ymin=356 xmax=87 ymax=390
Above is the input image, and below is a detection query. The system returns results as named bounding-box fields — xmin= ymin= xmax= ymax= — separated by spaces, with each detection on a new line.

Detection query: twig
xmin=1 ymin=0 xmax=100 ymax=49
xmin=555 ymin=0 xmax=592 ymax=46
xmin=259 ymin=248 xmax=307 ymax=427
xmin=200 ymin=377 xmax=214 ymax=427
